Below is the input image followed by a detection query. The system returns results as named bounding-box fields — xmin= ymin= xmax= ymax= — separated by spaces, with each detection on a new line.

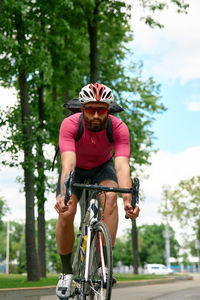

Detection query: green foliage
xmin=112 ymin=68 xmax=165 ymax=168
xmin=45 ymin=219 xmax=79 ymax=273
xmin=0 ymin=220 xmax=26 ymax=273
xmin=0 ymin=197 xmax=9 ymax=229
xmin=46 ymin=219 xmax=61 ymax=273
xmin=0 ymin=0 xmax=189 ymax=277
xmin=10 ymin=221 xmax=26 ymax=273
xmin=113 ymin=236 xmax=133 ymax=267
xmin=113 ymin=223 xmax=180 ymax=267
xmin=160 ymin=176 xmax=200 ymax=240
xmin=138 ymin=224 xmax=180 ymax=266
xmin=0 ymin=0 xmax=166 ymax=186
xmin=139 ymin=0 xmax=189 ymax=28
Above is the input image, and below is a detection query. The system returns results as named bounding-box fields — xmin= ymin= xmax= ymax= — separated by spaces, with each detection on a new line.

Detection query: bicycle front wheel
xmin=88 ymin=221 xmax=113 ymax=300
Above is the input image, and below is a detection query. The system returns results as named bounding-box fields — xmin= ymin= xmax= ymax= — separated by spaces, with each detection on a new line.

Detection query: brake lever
xmin=125 ymin=177 xmax=139 ymax=219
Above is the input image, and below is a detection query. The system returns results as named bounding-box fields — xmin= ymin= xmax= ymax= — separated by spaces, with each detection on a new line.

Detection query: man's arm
xmin=60 ymin=151 xmax=76 ymax=196
xmin=54 ymin=151 xmax=76 ymax=214
xmin=115 ymin=156 xmax=140 ymax=220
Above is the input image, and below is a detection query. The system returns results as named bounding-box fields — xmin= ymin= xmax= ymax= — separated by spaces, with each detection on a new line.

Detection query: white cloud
xmin=187 ymin=101 xmax=200 ymax=112
xmin=129 ymin=0 xmax=200 ymax=83
xmin=142 ymin=146 xmax=200 ymax=199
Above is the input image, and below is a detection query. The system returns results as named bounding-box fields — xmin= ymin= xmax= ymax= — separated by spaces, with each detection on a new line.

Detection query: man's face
xmin=82 ymin=102 xmax=109 ymax=132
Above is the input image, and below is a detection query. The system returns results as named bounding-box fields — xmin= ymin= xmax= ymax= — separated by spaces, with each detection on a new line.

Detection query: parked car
xmin=144 ymin=264 xmax=174 ymax=275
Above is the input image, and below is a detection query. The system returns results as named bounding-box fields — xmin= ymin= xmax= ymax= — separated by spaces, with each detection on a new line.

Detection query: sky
xmin=0 ymin=0 xmax=200 ymax=246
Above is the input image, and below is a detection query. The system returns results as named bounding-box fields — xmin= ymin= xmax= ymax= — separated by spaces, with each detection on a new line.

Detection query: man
xmin=55 ymin=82 xmax=140 ymax=299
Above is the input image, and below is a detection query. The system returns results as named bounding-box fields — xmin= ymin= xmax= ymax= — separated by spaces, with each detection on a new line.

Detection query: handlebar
xmin=64 ymin=171 xmax=139 ymax=210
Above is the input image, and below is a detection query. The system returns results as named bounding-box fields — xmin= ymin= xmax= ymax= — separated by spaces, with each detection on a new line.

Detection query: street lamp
xmin=163 ymin=222 xmax=170 ymax=268
xmin=6 ymin=220 xmax=10 ymax=274
xmin=195 ymin=239 xmax=200 ymax=272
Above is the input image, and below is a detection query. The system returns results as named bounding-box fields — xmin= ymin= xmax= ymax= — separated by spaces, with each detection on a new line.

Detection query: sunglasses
xmin=83 ymin=106 xmax=108 ymax=115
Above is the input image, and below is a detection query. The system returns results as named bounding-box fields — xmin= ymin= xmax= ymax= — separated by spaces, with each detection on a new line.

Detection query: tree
xmin=0 ymin=0 xmax=43 ymax=280
xmin=113 ymin=236 xmax=133 ymax=268
xmin=0 ymin=197 xmax=9 ymax=229
xmin=137 ymin=0 xmax=189 ymax=28
xmin=46 ymin=219 xmax=79 ymax=273
xmin=113 ymin=223 xmax=180 ymax=268
xmin=0 ymin=198 xmax=9 ymax=264
xmin=0 ymin=220 xmax=25 ymax=273
xmin=0 ymin=0 xmax=189 ymax=279
xmin=46 ymin=219 xmax=61 ymax=273
xmin=160 ymin=176 xmax=200 ymax=240
xmin=138 ymin=224 xmax=180 ymax=266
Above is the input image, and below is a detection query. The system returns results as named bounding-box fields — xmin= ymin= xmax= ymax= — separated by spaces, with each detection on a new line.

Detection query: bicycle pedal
xmin=61 ymin=287 xmax=67 ymax=295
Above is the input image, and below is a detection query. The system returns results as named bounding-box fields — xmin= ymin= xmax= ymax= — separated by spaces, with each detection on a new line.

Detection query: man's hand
xmin=54 ymin=194 xmax=72 ymax=214
xmin=124 ymin=199 xmax=140 ymax=220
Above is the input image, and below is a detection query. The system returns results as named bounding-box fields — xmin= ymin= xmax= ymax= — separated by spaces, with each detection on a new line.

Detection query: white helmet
xmin=79 ymin=82 xmax=114 ymax=104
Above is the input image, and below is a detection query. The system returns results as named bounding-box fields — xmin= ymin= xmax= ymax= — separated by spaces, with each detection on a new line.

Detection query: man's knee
xmin=103 ymin=192 xmax=118 ymax=216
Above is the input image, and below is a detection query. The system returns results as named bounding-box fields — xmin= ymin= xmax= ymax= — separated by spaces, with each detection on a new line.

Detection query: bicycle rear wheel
xmin=88 ymin=221 xmax=113 ymax=300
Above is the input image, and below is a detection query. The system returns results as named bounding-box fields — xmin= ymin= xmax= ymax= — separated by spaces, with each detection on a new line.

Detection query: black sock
xmin=60 ymin=253 xmax=73 ymax=274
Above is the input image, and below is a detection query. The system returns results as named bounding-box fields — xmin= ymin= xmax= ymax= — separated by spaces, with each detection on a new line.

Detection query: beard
xmin=84 ymin=114 xmax=108 ymax=132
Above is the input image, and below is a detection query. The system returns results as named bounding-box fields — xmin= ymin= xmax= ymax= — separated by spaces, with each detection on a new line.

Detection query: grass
xmin=114 ymin=273 xmax=174 ymax=281
xmin=0 ymin=273 xmax=175 ymax=289
xmin=0 ymin=274 xmax=58 ymax=289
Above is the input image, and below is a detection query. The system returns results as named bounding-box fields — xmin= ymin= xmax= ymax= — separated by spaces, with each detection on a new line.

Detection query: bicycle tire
xmin=88 ymin=221 xmax=113 ymax=300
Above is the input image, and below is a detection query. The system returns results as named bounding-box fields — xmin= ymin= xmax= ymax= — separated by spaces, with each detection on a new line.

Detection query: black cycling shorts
xmin=56 ymin=158 xmax=118 ymax=200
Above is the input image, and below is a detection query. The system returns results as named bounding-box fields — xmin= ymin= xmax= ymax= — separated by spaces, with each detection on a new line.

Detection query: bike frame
xmin=64 ymin=171 xmax=140 ymax=298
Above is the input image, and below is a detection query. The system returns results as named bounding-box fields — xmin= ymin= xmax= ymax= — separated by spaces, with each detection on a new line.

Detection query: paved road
xmin=110 ymin=278 xmax=200 ymax=300
xmin=40 ymin=275 xmax=200 ymax=300
xmin=1 ymin=274 xmax=200 ymax=300
xmin=40 ymin=274 xmax=200 ymax=300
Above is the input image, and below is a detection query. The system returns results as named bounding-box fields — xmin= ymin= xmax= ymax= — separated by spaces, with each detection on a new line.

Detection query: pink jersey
xmin=59 ymin=113 xmax=130 ymax=170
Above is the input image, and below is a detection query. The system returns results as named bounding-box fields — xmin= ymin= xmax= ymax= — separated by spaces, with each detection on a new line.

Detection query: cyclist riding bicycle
xmin=54 ymin=82 xmax=140 ymax=299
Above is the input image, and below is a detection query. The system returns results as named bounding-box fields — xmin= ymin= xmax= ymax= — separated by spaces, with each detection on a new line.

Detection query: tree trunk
xmin=16 ymin=8 xmax=40 ymax=281
xmin=36 ymin=72 xmax=46 ymax=277
xmin=132 ymin=220 xmax=139 ymax=274
xmin=38 ymin=202 xmax=46 ymax=278
xmin=18 ymin=71 xmax=40 ymax=281
xmin=88 ymin=3 xmax=99 ymax=82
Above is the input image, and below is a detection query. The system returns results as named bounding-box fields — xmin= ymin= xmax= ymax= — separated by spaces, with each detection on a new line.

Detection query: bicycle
xmin=63 ymin=171 xmax=139 ymax=300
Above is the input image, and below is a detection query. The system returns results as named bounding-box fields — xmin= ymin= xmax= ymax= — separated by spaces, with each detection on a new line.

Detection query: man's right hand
xmin=54 ymin=194 xmax=72 ymax=214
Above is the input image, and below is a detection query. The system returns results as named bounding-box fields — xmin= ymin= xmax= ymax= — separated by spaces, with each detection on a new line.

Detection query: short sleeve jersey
xmin=59 ymin=113 xmax=130 ymax=170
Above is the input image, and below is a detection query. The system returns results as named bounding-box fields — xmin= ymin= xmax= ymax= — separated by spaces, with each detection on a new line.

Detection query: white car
xmin=144 ymin=264 xmax=174 ymax=275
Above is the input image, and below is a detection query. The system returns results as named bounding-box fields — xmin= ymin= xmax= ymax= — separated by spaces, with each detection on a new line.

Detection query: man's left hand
xmin=124 ymin=200 xmax=140 ymax=220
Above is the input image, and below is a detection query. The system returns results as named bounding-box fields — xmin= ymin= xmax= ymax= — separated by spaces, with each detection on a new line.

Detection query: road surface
xmin=40 ymin=274 xmax=200 ymax=300
xmin=1 ymin=274 xmax=200 ymax=300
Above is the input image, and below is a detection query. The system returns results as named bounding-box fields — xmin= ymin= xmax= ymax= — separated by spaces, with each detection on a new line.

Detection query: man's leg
xmin=56 ymin=194 xmax=78 ymax=299
xmin=56 ymin=194 xmax=78 ymax=273
xmin=99 ymin=179 xmax=118 ymax=247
